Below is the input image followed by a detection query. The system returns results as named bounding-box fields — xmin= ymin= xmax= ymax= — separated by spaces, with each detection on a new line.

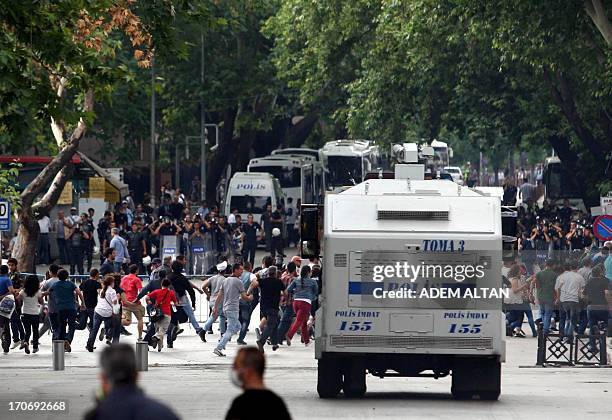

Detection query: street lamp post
xmin=200 ymin=29 xmax=207 ymax=202
xmin=179 ymin=126 xmax=219 ymax=197
xmin=149 ymin=57 xmax=156 ymax=206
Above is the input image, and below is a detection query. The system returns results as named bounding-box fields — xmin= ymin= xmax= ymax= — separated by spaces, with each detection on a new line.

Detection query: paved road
xmin=4 ymin=249 xmax=611 ymax=419
xmin=1 ymin=315 xmax=611 ymax=420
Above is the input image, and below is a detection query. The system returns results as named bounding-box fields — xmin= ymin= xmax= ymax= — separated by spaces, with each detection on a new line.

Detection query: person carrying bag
xmin=145 ymin=278 xmax=177 ymax=352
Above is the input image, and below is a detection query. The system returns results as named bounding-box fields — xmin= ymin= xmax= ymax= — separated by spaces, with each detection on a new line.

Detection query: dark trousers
xmin=43 ymin=311 xmax=59 ymax=339
xmin=21 ymin=314 xmax=40 ymax=348
xmin=98 ymin=237 xmax=106 ymax=264
xmin=242 ymin=246 xmax=256 ymax=266
xmin=109 ymin=314 xmax=121 ymax=343
xmin=276 ymin=304 xmax=295 ymax=344
xmin=144 ymin=321 xmax=175 ymax=346
xmin=87 ymin=312 xmax=113 ymax=348
xmin=258 ymin=308 xmax=279 ymax=347
xmin=57 ymin=309 xmax=77 ymax=342
xmin=587 ymin=308 xmax=609 ymax=347
xmin=76 ymin=308 xmax=95 ymax=331
xmin=238 ymin=302 xmax=253 ymax=342
xmin=70 ymin=245 xmax=84 ymax=275
xmin=129 ymin=250 xmax=143 ymax=274
xmin=577 ymin=309 xmax=588 ymax=335
xmin=83 ymin=242 xmax=93 ymax=272
xmin=264 ymin=230 xmax=272 ymax=252
xmin=57 ymin=238 xmax=69 ymax=264
xmin=286 ymin=224 xmax=295 ymax=246
xmin=561 ymin=301 xmax=580 ymax=337
xmin=37 ymin=233 xmax=50 ymax=265
xmin=10 ymin=308 xmax=25 ymax=343
xmin=0 ymin=316 xmax=11 ymax=352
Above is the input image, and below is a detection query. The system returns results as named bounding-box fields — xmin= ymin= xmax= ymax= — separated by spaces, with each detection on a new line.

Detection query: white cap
xmin=272 ymin=227 xmax=281 ymax=237
xmin=604 ymin=241 xmax=612 ymax=248
xmin=216 ymin=261 xmax=228 ymax=272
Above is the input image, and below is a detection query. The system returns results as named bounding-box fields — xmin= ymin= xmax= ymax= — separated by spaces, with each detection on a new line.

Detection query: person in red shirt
xmin=120 ymin=264 xmax=145 ymax=340
xmin=146 ymin=278 xmax=178 ymax=352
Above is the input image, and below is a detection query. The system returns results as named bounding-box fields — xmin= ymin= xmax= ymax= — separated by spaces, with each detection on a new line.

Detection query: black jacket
xmin=168 ymin=271 xmax=195 ymax=305
xmin=84 ymin=385 xmax=180 ymax=420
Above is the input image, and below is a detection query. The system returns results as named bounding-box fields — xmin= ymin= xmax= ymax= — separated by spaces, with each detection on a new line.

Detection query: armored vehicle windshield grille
xmin=330 ymin=335 xmax=492 ymax=349
xmin=377 ymin=210 xmax=449 ymax=220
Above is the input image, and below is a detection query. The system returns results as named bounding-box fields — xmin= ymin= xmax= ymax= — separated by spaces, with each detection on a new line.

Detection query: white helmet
xmin=142 ymin=255 xmax=152 ymax=266
xmin=216 ymin=261 xmax=228 ymax=272
xmin=272 ymin=228 xmax=281 ymax=237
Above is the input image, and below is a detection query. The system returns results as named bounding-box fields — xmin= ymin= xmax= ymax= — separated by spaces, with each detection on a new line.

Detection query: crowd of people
xmin=502 ymin=195 xmax=612 ymax=343
xmin=0 ymin=246 xmax=322 ymax=358
xmin=26 ymin=187 xmax=301 ymax=276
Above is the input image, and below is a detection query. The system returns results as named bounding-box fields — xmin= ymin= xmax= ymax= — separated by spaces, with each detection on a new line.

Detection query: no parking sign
xmin=593 ymin=215 xmax=612 ymax=241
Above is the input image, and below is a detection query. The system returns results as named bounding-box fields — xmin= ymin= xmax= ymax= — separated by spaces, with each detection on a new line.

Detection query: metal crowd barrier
xmin=536 ymin=322 xmax=609 ymax=366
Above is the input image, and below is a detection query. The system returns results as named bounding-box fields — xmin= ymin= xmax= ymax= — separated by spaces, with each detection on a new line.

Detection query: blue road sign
xmin=0 ymin=200 xmax=10 ymax=231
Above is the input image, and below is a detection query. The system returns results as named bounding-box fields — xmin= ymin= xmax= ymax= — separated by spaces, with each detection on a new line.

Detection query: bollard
xmin=135 ymin=340 xmax=148 ymax=372
xmin=536 ymin=323 xmax=545 ymax=366
xmin=598 ymin=324 xmax=608 ymax=365
xmin=52 ymin=340 xmax=65 ymax=371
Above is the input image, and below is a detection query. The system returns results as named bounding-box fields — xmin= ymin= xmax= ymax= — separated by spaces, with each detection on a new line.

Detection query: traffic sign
xmin=0 ymin=200 xmax=10 ymax=231
xmin=593 ymin=215 xmax=612 ymax=241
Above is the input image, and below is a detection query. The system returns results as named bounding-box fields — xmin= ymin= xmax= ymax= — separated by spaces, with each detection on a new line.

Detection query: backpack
xmin=0 ymin=295 xmax=16 ymax=319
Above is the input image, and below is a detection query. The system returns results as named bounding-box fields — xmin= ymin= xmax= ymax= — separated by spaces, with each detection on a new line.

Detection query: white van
xmin=224 ymin=172 xmax=285 ymax=222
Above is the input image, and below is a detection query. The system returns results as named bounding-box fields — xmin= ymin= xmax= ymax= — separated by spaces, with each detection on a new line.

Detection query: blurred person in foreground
xmin=84 ymin=344 xmax=180 ymax=420
xmin=225 ymin=347 xmax=291 ymax=420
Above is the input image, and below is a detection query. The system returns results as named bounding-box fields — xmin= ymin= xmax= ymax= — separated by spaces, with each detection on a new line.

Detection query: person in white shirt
xmin=86 ymin=275 xmax=118 ymax=351
xmin=68 ymin=207 xmax=81 ymax=225
xmin=17 ymin=275 xmax=44 ymax=354
xmin=54 ymin=210 xmax=72 ymax=264
xmin=577 ymin=258 xmax=592 ymax=283
xmin=554 ymin=261 xmax=586 ymax=341
xmin=37 ymin=215 xmax=51 ymax=264
xmin=227 ymin=208 xmax=238 ymax=225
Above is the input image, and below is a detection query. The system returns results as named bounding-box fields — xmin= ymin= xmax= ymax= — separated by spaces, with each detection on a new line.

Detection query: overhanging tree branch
xmin=32 ymin=164 xmax=74 ymax=216
xmin=20 ymin=88 xmax=95 ymax=208
xmin=584 ymin=0 xmax=612 ymax=46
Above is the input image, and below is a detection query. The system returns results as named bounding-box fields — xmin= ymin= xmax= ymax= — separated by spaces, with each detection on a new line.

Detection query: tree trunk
xmin=234 ymin=130 xmax=257 ymax=171
xmin=13 ymin=89 xmax=93 ymax=272
xmin=287 ymin=114 xmax=319 ymax=147
xmin=547 ymin=134 xmax=596 ymax=205
xmin=13 ymin=212 xmax=40 ymax=274
xmin=542 ymin=67 xmax=610 ymax=157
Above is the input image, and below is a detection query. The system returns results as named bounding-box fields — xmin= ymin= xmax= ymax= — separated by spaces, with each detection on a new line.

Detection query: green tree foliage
xmin=94 ymin=1 xmax=301 ymax=192
xmin=0 ymin=166 xmax=21 ymax=208
xmin=267 ymin=0 xmax=611 ymax=203
xmin=0 ymin=0 xmax=177 ymax=271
